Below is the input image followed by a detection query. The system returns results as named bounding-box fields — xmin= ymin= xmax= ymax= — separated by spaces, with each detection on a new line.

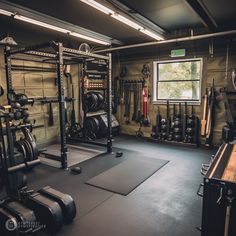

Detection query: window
xmin=153 ymin=58 xmax=202 ymax=103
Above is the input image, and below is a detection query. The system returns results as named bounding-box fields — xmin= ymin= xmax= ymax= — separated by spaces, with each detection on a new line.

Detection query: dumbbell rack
xmin=150 ymin=102 xmax=200 ymax=147
xmin=4 ymin=41 xmax=113 ymax=169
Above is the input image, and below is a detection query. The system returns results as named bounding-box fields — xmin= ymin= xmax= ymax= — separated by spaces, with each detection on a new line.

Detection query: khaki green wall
xmin=0 ymin=39 xmax=236 ymax=147
xmin=0 ymin=48 xmax=79 ymax=146
xmin=113 ymin=41 xmax=236 ymax=146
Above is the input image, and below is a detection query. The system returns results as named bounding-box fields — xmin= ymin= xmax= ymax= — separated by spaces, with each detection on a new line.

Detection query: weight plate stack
xmin=84 ymin=92 xmax=105 ymax=112
xmin=83 ymin=117 xmax=100 ymax=139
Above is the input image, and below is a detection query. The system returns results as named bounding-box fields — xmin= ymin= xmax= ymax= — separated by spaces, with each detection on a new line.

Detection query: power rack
xmin=4 ymin=41 xmax=113 ymax=169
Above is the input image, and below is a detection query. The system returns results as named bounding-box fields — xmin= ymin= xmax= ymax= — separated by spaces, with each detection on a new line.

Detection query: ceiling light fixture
xmin=14 ymin=15 xmax=70 ymax=34
xmin=111 ymin=13 xmax=143 ymax=30
xmin=70 ymin=32 xmax=110 ymax=45
xmin=0 ymin=8 xmax=111 ymax=45
xmin=140 ymin=29 xmax=164 ymax=41
xmin=80 ymin=0 xmax=114 ymax=15
xmin=0 ymin=8 xmax=12 ymax=16
xmin=80 ymin=0 xmax=164 ymax=41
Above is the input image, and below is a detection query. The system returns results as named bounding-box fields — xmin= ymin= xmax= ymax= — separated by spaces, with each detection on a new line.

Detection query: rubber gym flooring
xmin=27 ymin=135 xmax=214 ymax=236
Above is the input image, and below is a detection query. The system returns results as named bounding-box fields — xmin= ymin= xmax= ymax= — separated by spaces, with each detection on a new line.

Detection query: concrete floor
xmin=27 ymin=135 xmax=214 ymax=236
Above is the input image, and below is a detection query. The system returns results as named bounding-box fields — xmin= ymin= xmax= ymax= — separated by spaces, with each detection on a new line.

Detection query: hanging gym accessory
xmin=48 ymin=102 xmax=54 ymax=126
xmin=201 ymin=88 xmax=208 ymax=136
xmin=205 ymin=79 xmax=215 ymax=146
xmin=141 ymin=85 xmax=150 ymax=126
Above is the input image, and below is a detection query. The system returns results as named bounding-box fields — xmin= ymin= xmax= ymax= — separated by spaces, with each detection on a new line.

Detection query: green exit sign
xmin=170 ymin=49 xmax=186 ymax=57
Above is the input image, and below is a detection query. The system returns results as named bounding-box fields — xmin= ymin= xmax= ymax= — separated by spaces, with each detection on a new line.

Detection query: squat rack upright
xmin=4 ymin=41 xmax=113 ymax=169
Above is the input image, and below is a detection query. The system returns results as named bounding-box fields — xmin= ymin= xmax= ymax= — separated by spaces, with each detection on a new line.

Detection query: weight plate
xmin=15 ymin=140 xmax=27 ymax=162
xmin=84 ymin=117 xmax=100 ymax=135
xmin=85 ymin=92 xmax=99 ymax=112
xmin=27 ymin=139 xmax=38 ymax=160
xmin=90 ymin=93 xmax=98 ymax=112
xmin=96 ymin=115 xmax=107 ymax=137
xmin=21 ymin=127 xmax=39 ymax=160
xmin=85 ymin=130 xmax=96 ymax=140
xmin=22 ymin=139 xmax=34 ymax=162
xmin=26 ymin=136 xmax=38 ymax=160
xmin=95 ymin=92 xmax=105 ymax=111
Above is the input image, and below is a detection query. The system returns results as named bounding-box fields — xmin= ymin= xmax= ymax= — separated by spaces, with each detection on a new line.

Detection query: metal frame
xmin=4 ymin=41 xmax=112 ymax=169
xmin=72 ymin=53 xmax=113 ymax=152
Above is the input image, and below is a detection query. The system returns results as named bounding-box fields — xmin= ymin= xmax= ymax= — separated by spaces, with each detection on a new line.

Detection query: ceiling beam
xmin=185 ymin=0 xmax=217 ymax=31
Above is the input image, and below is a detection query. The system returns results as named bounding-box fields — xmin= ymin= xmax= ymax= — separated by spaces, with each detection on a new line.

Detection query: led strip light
xmin=80 ymin=0 xmax=164 ymax=41
xmin=0 ymin=9 xmax=111 ymax=45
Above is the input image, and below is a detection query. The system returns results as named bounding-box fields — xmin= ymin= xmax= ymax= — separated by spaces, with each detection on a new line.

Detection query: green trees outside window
xmin=153 ymin=58 xmax=202 ymax=102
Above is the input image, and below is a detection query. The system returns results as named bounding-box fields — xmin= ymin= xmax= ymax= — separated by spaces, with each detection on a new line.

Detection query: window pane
xmin=157 ymin=81 xmax=200 ymax=100
xmin=158 ymin=61 xmax=201 ymax=81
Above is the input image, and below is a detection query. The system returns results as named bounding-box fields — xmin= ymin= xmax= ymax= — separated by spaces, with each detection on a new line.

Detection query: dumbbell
xmin=14 ymin=111 xmax=22 ymax=120
xmin=174 ymin=134 xmax=182 ymax=142
xmin=161 ymin=118 xmax=166 ymax=125
xmin=173 ymin=127 xmax=181 ymax=134
xmin=186 ymin=127 xmax=194 ymax=135
xmin=173 ymin=118 xmax=181 ymax=127
xmin=11 ymin=102 xmax=21 ymax=109
xmin=167 ymin=132 xmax=173 ymax=141
xmin=21 ymin=109 xmax=29 ymax=118
xmin=161 ymin=124 xmax=167 ymax=131
xmin=161 ymin=132 xmax=167 ymax=140
xmin=160 ymin=118 xmax=167 ymax=132
xmin=185 ymin=135 xmax=193 ymax=143
xmin=187 ymin=117 xmax=195 ymax=128
xmin=23 ymin=117 xmax=31 ymax=123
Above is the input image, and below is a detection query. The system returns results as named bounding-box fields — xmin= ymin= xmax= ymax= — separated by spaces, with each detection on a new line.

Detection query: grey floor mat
xmin=40 ymin=144 xmax=104 ymax=168
xmin=86 ymin=157 xmax=169 ymax=195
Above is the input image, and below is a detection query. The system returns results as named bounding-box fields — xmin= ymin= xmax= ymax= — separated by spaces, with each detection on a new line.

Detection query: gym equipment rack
xmin=4 ymin=41 xmax=113 ymax=169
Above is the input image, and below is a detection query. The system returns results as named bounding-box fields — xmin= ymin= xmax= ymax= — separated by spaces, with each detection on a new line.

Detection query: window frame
xmin=153 ymin=58 xmax=203 ymax=105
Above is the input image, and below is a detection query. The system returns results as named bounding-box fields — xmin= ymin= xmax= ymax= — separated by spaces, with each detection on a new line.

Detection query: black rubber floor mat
xmin=86 ymin=157 xmax=169 ymax=195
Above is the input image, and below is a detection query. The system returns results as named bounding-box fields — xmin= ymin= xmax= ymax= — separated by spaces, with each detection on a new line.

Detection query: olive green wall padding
xmin=113 ymin=44 xmax=236 ymax=146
